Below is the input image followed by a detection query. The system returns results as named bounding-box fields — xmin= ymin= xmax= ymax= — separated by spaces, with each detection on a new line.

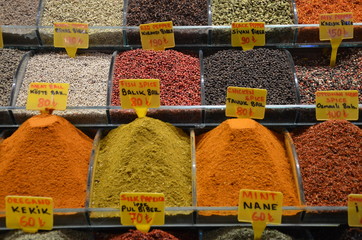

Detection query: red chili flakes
xmin=111 ymin=49 xmax=201 ymax=106
xmin=291 ymin=120 xmax=362 ymax=206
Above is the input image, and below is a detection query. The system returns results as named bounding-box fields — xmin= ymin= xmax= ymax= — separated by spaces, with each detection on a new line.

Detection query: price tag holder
xmin=6 ymin=196 xmax=53 ymax=233
xmin=348 ymin=194 xmax=362 ymax=227
xmin=231 ymin=22 xmax=265 ymax=51
xmin=315 ymin=90 xmax=359 ymax=120
xmin=54 ymin=22 xmax=89 ymax=58
xmin=120 ymin=193 xmax=165 ymax=233
xmin=26 ymin=82 xmax=70 ymax=113
xmin=119 ymin=79 xmax=160 ymax=118
xmin=319 ymin=13 xmax=353 ymax=67
xmin=226 ymin=87 xmax=267 ymax=119
xmin=139 ymin=21 xmax=175 ymax=50
xmin=0 ymin=26 xmax=3 ymax=48
xmin=238 ymin=190 xmax=283 ymax=240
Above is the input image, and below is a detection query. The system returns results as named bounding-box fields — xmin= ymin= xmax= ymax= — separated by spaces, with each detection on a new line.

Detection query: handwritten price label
xmin=315 ymin=90 xmax=359 ymax=121
xmin=140 ymin=21 xmax=175 ymax=50
xmin=119 ymin=79 xmax=160 ymax=118
xmin=26 ymin=82 xmax=70 ymax=112
xmin=6 ymin=196 xmax=53 ymax=233
xmin=0 ymin=26 xmax=3 ymax=48
xmin=226 ymin=87 xmax=267 ymax=119
xmin=348 ymin=194 xmax=362 ymax=227
xmin=54 ymin=22 xmax=89 ymax=58
xmin=231 ymin=22 xmax=265 ymax=51
xmin=238 ymin=190 xmax=283 ymax=239
xmin=120 ymin=193 xmax=165 ymax=233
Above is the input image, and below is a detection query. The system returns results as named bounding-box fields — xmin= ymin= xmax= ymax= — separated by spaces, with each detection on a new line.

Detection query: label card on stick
xmin=0 ymin=27 xmax=3 ymax=48
xmin=238 ymin=190 xmax=283 ymax=240
xmin=120 ymin=193 xmax=165 ymax=233
xmin=348 ymin=194 xmax=362 ymax=227
xmin=6 ymin=196 xmax=53 ymax=233
xmin=315 ymin=90 xmax=359 ymax=120
xmin=231 ymin=22 xmax=265 ymax=51
xmin=119 ymin=79 xmax=160 ymax=118
xmin=139 ymin=21 xmax=175 ymax=50
xmin=226 ymin=87 xmax=267 ymax=119
xmin=54 ymin=22 xmax=89 ymax=58
xmin=26 ymin=82 xmax=70 ymax=113
xmin=319 ymin=13 xmax=353 ymax=67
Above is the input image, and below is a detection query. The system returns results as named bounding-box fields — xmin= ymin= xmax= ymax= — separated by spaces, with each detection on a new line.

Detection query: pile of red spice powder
xmin=109 ymin=229 xmax=179 ymax=240
xmin=111 ymin=49 xmax=201 ymax=106
xmin=291 ymin=120 xmax=361 ymax=206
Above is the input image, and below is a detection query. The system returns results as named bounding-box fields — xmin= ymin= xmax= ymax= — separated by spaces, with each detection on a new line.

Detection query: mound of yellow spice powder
xmin=0 ymin=114 xmax=93 ymax=209
xmin=90 ymin=117 xmax=192 ymax=214
xmin=196 ymin=119 xmax=300 ymax=215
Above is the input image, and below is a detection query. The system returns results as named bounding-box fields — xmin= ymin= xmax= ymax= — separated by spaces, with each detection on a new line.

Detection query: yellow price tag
xmin=120 ymin=193 xmax=165 ymax=233
xmin=54 ymin=22 xmax=89 ymax=58
xmin=319 ymin=13 xmax=353 ymax=67
xmin=226 ymin=87 xmax=267 ymax=119
xmin=6 ymin=196 xmax=53 ymax=233
xmin=26 ymin=82 xmax=70 ymax=112
xmin=119 ymin=79 xmax=160 ymax=118
xmin=0 ymin=26 xmax=3 ymax=48
xmin=231 ymin=22 xmax=265 ymax=51
xmin=315 ymin=90 xmax=359 ymax=120
xmin=238 ymin=190 xmax=283 ymax=240
xmin=139 ymin=21 xmax=175 ymax=50
xmin=348 ymin=194 xmax=362 ymax=227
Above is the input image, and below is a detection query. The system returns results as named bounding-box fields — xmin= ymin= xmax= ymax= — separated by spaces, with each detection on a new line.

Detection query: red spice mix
xmin=291 ymin=120 xmax=361 ymax=206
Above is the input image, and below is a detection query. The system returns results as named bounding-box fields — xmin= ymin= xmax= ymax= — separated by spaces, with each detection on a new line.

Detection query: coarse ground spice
xmin=0 ymin=229 xmax=90 ymax=240
xmin=203 ymin=48 xmax=297 ymax=105
xmin=0 ymin=49 xmax=25 ymax=106
xmin=14 ymin=52 xmax=111 ymax=123
xmin=211 ymin=0 xmax=294 ymax=25
xmin=90 ymin=117 xmax=191 ymax=213
xmin=0 ymin=0 xmax=39 ymax=25
xmin=196 ymin=119 xmax=300 ymax=215
xmin=295 ymin=0 xmax=362 ymax=24
xmin=126 ymin=0 xmax=208 ymax=26
xmin=0 ymin=114 xmax=93 ymax=209
xmin=292 ymin=48 xmax=362 ymax=104
xmin=291 ymin=120 xmax=362 ymax=206
xmin=109 ymin=229 xmax=179 ymax=240
xmin=203 ymin=227 xmax=292 ymax=240
xmin=112 ymin=49 xmax=201 ymax=106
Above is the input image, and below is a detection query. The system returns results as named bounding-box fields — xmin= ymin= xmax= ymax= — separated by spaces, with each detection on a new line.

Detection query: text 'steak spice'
xmin=196 ymin=119 xmax=300 ymax=215
xmin=90 ymin=117 xmax=192 ymax=213
xmin=0 ymin=114 xmax=93 ymax=209
xmin=291 ymin=120 xmax=362 ymax=206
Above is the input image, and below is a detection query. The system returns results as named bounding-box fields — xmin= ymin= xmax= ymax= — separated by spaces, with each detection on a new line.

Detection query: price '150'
xmin=64 ymin=36 xmax=83 ymax=45
xmin=328 ymin=28 xmax=348 ymax=38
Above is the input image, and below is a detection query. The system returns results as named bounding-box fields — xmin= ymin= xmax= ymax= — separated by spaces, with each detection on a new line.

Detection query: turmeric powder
xmin=0 ymin=114 xmax=93 ymax=209
xmin=196 ymin=119 xmax=300 ymax=215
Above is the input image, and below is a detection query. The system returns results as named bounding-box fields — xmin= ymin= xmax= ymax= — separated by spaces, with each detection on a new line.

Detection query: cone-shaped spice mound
xmin=0 ymin=114 xmax=93 ymax=209
xmin=196 ymin=119 xmax=300 ymax=215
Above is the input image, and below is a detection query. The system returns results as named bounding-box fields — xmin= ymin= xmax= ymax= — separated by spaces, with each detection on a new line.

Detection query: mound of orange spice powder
xmin=0 ymin=114 xmax=93 ymax=209
xmin=196 ymin=119 xmax=300 ymax=215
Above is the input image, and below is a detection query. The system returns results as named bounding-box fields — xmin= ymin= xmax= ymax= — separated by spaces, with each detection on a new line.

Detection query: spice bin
xmin=87 ymin=126 xmax=196 ymax=227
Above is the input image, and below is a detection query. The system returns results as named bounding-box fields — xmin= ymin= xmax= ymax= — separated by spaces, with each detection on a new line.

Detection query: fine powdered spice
xmin=0 ymin=49 xmax=25 ymax=106
xmin=292 ymin=48 xmax=362 ymax=104
xmin=126 ymin=0 xmax=208 ymax=26
xmin=203 ymin=227 xmax=292 ymax=240
xmin=90 ymin=117 xmax=191 ymax=211
xmin=295 ymin=0 xmax=362 ymax=24
xmin=0 ymin=229 xmax=90 ymax=240
xmin=0 ymin=114 xmax=93 ymax=209
xmin=109 ymin=229 xmax=179 ymax=240
xmin=203 ymin=49 xmax=297 ymax=105
xmin=291 ymin=120 xmax=362 ymax=206
xmin=196 ymin=119 xmax=300 ymax=214
xmin=112 ymin=49 xmax=201 ymax=106
xmin=211 ymin=0 xmax=294 ymax=25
